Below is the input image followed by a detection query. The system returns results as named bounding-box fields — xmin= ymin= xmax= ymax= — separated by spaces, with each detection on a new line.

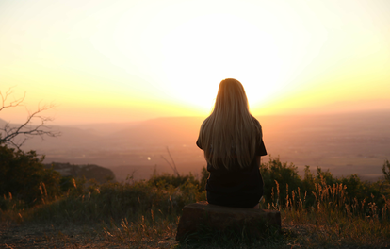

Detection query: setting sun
xmin=158 ymin=13 xmax=286 ymax=109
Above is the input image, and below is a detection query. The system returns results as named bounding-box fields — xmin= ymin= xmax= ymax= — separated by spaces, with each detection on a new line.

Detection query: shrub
xmin=260 ymin=157 xmax=302 ymax=207
xmin=148 ymin=173 xmax=200 ymax=190
xmin=0 ymin=143 xmax=61 ymax=208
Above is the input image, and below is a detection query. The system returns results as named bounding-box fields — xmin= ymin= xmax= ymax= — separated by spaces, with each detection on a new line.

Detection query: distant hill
xmin=45 ymin=162 xmax=116 ymax=183
xmin=0 ymin=118 xmax=6 ymax=126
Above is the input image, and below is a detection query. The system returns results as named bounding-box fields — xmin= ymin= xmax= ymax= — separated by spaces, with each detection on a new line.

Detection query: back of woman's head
xmin=199 ymin=78 xmax=261 ymax=170
xmin=214 ymin=78 xmax=249 ymax=114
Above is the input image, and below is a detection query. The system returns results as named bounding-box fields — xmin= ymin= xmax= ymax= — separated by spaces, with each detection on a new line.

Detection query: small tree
xmin=0 ymin=87 xmax=60 ymax=149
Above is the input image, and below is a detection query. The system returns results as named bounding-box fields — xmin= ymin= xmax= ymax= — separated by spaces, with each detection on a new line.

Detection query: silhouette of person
xmin=196 ymin=78 xmax=267 ymax=208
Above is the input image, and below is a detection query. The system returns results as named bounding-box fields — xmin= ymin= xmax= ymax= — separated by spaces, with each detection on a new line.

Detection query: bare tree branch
xmin=0 ymin=88 xmax=60 ymax=149
xmin=0 ymin=86 xmax=25 ymax=112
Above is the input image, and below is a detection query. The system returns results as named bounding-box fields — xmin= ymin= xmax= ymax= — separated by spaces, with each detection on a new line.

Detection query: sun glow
xmin=1 ymin=0 xmax=389 ymax=124
xmin=111 ymin=0 xmax=332 ymax=113
xmin=159 ymin=14 xmax=286 ymax=110
xmin=110 ymin=1 xmax=315 ymax=112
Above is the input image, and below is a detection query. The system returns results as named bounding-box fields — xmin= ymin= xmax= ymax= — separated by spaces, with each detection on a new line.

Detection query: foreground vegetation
xmin=1 ymin=142 xmax=390 ymax=248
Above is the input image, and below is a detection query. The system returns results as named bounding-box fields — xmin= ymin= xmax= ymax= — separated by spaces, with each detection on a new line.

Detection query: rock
xmin=176 ymin=201 xmax=281 ymax=241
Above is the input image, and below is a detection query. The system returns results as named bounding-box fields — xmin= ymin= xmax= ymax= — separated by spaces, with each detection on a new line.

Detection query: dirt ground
xmin=1 ymin=223 xmax=388 ymax=249
xmin=0 ymin=223 xmax=177 ymax=249
xmin=0 ymin=223 xmax=305 ymax=249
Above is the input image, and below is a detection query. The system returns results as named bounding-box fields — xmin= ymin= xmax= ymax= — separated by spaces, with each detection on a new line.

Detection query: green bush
xmin=260 ymin=157 xmax=302 ymax=207
xmin=0 ymin=143 xmax=61 ymax=208
xmin=148 ymin=173 xmax=198 ymax=189
xmin=259 ymin=157 xmax=389 ymax=213
xmin=32 ymin=171 xmax=207 ymax=224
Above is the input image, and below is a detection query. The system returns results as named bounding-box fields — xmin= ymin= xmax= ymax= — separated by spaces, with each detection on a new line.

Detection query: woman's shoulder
xmin=251 ymin=116 xmax=262 ymax=129
xmin=251 ymin=116 xmax=263 ymax=139
xmin=251 ymin=116 xmax=261 ymax=124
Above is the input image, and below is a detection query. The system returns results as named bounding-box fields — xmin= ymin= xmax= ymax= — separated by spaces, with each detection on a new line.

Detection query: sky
xmin=1 ymin=0 xmax=389 ymax=125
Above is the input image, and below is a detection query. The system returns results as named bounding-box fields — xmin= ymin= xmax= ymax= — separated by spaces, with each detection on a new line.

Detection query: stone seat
xmin=176 ymin=201 xmax=281 ymax=241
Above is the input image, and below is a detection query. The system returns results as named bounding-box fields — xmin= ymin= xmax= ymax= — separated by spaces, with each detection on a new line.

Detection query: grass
xmin=269 ymin=177 xmax=390 ymax=248
xmin=1 ymin=165 xmax=390 ymax=248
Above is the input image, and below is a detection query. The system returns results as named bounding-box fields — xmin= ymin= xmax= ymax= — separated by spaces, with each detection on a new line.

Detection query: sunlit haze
xmin=1 ymin=0 xmax=389 ymax=124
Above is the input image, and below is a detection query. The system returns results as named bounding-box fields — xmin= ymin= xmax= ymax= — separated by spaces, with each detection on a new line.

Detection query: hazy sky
xmin=1 ymin=0 xmax=389 ymax=124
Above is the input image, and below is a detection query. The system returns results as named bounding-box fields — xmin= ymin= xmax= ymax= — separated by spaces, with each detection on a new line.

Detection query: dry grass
xmin=1 ymin=172 xmax=390 ymax=248
xmin=265 ymin=177 xmax=390 ymax=248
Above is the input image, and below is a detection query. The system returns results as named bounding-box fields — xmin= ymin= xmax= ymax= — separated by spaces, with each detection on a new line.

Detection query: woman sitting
xmin=196 ymin=78 xmax=267 ymax=208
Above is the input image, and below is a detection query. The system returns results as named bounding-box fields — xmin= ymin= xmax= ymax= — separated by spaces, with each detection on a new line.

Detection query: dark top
xmin=196 ymin=137 xmax=267 ymax=208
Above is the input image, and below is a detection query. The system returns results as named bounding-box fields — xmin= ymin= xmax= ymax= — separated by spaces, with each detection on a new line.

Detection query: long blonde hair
xmin=199 ymin=78 xmax=261 ymax=170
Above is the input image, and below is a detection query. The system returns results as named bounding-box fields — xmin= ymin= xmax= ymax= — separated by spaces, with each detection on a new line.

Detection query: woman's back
xmin=197 ymin=78 xmax=267 ymax=208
